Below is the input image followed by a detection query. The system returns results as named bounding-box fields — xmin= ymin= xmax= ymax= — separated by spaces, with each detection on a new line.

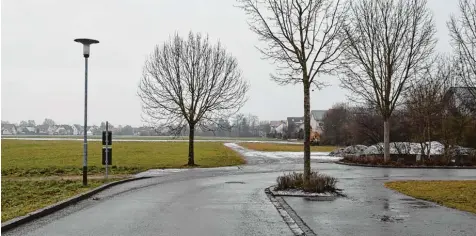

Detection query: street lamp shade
xmin=74 ymin=38 xmax=99 ymax=58
xmin=74 ymin=38 xmax=99 ymax=45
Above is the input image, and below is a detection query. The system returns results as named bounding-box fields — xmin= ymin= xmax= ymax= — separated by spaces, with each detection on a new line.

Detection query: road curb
xmin=265 ymin=187 xmax=316 ymax=236
xmin=336 ymin=161 xmax=476 ymax=169
xmin=1 ymin=176 xmax=151 ymax=232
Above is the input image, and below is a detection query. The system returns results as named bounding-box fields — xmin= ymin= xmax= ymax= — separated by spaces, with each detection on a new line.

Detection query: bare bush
xmin=276 ymin=171 xmax=339 ymax=193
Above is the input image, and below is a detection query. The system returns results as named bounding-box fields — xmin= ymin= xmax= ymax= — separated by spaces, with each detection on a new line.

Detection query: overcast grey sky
xmin=1 ymin=0 xmax=460 ymax=126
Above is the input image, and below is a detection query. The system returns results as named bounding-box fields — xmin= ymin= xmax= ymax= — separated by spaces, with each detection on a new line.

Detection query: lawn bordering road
xmin=1 ymin=177 xmax=149 ymax=229
xmin=385 ymin=180 xmax=476 ymax=215
xmin=1 ymin=139 xmax=245 ymax=177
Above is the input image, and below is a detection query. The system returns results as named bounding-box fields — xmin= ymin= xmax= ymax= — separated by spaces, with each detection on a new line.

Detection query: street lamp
xmin=74 ymin=38 xmax=99 ymax=186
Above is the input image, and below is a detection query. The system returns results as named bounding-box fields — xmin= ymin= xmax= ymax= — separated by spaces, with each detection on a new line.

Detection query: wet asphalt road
xmin=4 ymin=143 xmax=476 ymax=236
xmin=285 ymin=166 xmax=476 ymax=236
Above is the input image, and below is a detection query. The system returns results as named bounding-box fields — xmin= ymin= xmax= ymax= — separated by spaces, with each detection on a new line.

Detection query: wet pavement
xmin=3 ymin=143 xmax=476 ymax=236
xmin=285 ymin=166 xmax=476 ymax=236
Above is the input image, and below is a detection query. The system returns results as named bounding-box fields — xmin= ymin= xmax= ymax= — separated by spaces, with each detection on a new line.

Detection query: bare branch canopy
xmin=448 ymin=0 xmax=476 ymax=99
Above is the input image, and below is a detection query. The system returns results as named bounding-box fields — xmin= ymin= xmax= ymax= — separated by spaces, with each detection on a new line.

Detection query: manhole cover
xmin=225 ymin=181 xmax=245 ymax=184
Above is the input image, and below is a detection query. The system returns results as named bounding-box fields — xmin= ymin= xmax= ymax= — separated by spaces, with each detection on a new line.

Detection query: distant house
xmin=269 ymin=120 xmax=286 ymax=134
xmin=311 ymin=110 xmax=326 ymax=134
xmin=55 ymin=125 xmax=74 ymax=135
xmin=37 ymin=124 xmax=51 ymax=135
xmin=275 ymin=123 xmax=287 ymax=134
xmin=287 ymin=117 xmax=304 ymax=133
xmin=72 ymin=124 xmax=82 ymax=135
xmin=134 ymin=126 xmax=157 ymax=136
xmin=87 ymin=126 xmax=99 ymax=136
xmin=48 ymin=125 xmax=58 ymax=135
xmin=19 ymin=126 xmax=36 ymax=135
xmin=443 ymin=87 xmax=476 ymax=115
xmin=1 ymin=124 xmax=18 ymax=135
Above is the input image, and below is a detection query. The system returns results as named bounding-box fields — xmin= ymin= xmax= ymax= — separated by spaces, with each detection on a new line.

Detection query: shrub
xmin=343 ymin=154 xmax=476 ymax=167
xmin=275 ymin=171 xmax=339 ymax=193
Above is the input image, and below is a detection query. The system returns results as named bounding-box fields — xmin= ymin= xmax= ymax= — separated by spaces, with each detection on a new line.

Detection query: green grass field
xmin=239 ymin=142 xmax=336 ymax=152
xmin=1 ymin=140 xmax=245 ymax=177
xmin=385 ymin=180 xmax=476 ymax=214
xmin=1 ymin=179 xmax=116 ymax=222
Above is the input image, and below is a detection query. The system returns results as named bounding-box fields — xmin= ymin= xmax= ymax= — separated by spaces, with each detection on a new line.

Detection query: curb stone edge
xmin=265 ymin=187 xmax=316 ymax=236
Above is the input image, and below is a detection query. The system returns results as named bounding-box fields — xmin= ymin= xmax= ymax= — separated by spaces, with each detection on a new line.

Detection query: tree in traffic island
xmin=238 ymin=0 xmax=347 ymax=187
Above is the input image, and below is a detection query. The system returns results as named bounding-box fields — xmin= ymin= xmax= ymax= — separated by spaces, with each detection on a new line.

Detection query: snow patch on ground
xmin=134 ymin=166 xmax=242 ymax=177
xmin=363 ymin=141 xmax=445 ymax=155
xmin=225 ymin=143 xmax=342 ymax=162
xmin=331 ymin=141 xmax=475 ymax=157
xmin=134 ymin=169 xmax=189 ymax=177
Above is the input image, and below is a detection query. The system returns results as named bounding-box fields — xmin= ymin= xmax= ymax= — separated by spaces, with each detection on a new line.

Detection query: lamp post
xmin=74 ymin=38 xmax=99 ymax=186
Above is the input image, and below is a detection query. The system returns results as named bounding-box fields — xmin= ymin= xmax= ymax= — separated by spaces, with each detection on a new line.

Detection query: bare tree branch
xmin=448 ymin=0 xmax=476 ymax=99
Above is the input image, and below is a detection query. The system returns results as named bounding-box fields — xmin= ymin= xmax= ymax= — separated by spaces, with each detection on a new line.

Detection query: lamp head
xmin=74 ymin=38 xmax=99 ymax=58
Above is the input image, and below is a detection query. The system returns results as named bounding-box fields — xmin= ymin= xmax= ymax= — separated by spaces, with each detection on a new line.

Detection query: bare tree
xmin=405 ymin=56 xmax=454 ymax=159
xmin=321 ymin=103 xmax=351 ymax=146
xmin=27 ymin=120 xmax=36 ymax=127
xmin=138 ymin=32 xmax=249 ymax=166
xmin=339 ymin=0 xmax=436 ymax=161
xmin=238 ymin=0 xmax=347 ymax=185
xmin=42 ymin=118 xmax=56 ymax=126
xmin=448 ymin=0 xmax=476 ymax=98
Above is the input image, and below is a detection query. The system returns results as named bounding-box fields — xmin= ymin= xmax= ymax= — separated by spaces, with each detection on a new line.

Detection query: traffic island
xmin=269 ymin=187 xmax=339 ymax=201
xmin=264 ymin=171 xmax=345 ymax=236
xmin=274 ymin=171 xmax=344 ymax=196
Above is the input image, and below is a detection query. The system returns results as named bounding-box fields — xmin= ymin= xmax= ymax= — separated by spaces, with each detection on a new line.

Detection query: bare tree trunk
xmin=303 ymin=81 xmax=311 ymax=185
xmin=188 ymin=123 xmax=195 ymax=166
xmin=427 ymin=117 xmax=431 ymax=160
xmin=383 ymin=119 xmax=390 ymax=162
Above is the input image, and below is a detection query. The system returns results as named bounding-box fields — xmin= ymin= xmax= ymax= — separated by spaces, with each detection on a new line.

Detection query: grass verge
xmin=385 ymin=180 xmax=476 ymax=214
xmin=239 ymin=143 xmax=336 ymax=152
xmin=1 ymin=140 xmax=245 ymax=177
xmin=1 ymin=179 xmax=121 ymax=222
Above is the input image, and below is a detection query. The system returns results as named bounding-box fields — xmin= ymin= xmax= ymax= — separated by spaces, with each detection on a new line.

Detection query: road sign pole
xmin=105 ymin=121 xmax=109 ymax=180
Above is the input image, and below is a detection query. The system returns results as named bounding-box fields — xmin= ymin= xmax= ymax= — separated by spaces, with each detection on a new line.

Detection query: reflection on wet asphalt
xmin=284 ymin=167 xmax=476 ymax=236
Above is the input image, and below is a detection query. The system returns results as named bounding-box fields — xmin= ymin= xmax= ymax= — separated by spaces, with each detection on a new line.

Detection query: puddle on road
xmin=378 ymin=215 xmax=405 ymax=222
xmin=303 ymin=196 xmax=338 ymax=201
xmin=225 ymin=181 xmax=245 ymax=184
xmin=399 ymin=198 xmax=435 ymax=209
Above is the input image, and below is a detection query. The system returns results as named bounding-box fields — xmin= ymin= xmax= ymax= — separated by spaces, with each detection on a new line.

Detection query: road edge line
xmin=1 ymin=176 xmax=151 ymax=232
